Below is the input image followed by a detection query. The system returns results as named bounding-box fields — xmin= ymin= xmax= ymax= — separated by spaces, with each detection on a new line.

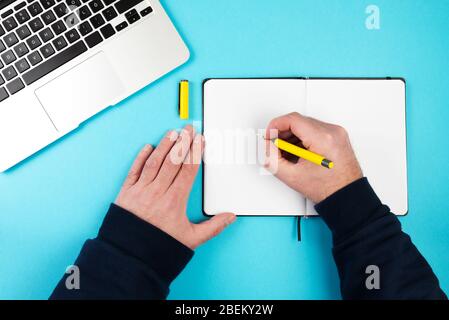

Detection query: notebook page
xmin=203 ymin=79 xmax=307 ymax=216
xmin=305 ymin=79 xmax=408 ymax=216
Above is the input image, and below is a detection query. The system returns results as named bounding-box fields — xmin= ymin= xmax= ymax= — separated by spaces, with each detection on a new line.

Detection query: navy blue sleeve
xmin=316 ymin=178 xmax=447 ymax=300
xmin=50 ymin=204 xmax=194 ymax=300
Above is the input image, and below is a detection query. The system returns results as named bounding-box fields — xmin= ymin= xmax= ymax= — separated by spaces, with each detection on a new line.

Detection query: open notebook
xmin=203 ymin=78 xmax=408 ymax=216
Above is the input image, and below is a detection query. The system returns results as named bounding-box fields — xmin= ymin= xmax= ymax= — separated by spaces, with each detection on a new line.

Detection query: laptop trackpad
xmin=35 ymin=52 xmax=126 ymax=132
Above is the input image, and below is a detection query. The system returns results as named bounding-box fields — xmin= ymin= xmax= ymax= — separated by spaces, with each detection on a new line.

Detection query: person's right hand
xmin=265 ymin=112 xmax=363 ymax=204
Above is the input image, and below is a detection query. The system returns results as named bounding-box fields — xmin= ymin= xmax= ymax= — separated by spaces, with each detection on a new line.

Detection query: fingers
xmin=139 ymin=130 xmax=179 ymax=185
xmin=265 ymin=112 xmax=318 ymax=143
xmin=123 ymin=144 xmax=154 ymax=187
xmin=169 ymin=134 xmax=204 ymax=200
xmin=153 ymin=125 xmax=195 ymax=191
xmin=264 ymin=140 xmax=303 ymax=185
xmin=193 ymin=213 xmax=236 ymax=246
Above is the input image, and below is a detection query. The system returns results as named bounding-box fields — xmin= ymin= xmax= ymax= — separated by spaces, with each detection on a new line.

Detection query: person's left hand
xmin=115 ymin=125 xmax=236 ymax=250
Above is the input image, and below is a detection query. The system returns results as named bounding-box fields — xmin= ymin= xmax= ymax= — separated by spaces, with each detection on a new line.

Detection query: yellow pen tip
xmin=328 ymin=162 xmax=334 ymax=169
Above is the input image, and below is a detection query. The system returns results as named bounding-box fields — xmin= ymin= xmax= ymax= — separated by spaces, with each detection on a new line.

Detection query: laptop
xmin=0 ymin=0 xmax=190 ymax=172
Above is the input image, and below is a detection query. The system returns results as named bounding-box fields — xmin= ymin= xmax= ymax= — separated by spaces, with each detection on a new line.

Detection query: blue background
xmin=1 ymin=0 xmax=449 ymax=299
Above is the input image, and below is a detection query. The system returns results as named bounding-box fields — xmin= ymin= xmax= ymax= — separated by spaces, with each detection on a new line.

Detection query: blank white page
xmin=203 ymin=79 xmax=306 ymax=216
xmin=305 ymin=79 xmax=408 ymax=216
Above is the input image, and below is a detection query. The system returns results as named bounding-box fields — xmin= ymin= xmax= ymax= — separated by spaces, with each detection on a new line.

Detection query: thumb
xmin=194 ymin=213 xmax=236 ymax=246
xmin=264 ymin=140 xmax=301 ymax=185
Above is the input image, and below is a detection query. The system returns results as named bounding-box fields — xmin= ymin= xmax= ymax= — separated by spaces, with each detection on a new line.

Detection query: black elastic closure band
xmin=297 ymin=216 xmax=302 ymax=242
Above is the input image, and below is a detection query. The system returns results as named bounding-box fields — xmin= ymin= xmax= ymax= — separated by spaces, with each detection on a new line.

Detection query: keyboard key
xmin=26 ymin=35 xmax=42 ymax=50
xmin=89 ymin=0 xmax=104 ymax=13
xmin=78 ymin=21 xmax=92 ymax=36
xmin=64 ymin=12 xmax=80 ymax=28
xmin=4 ymin=33 xmax=19 ymax=47
xmin=15 ymin=58 xmax=30 ymax=73
xmin=90 ymin=13 xmax=105 ymax=28
xmin=15 ymin=9 xmax=31 ymax=24
xmin=66 ymin=0 xmax=81 ymax=8
xmin=85 ymin=31 xmax=102 ymax=48
xmin=0 ymin=74 xmax=3 ymax=85
xmin=78 ymin=5 xmax=92 ymax=20
xmin=0 ymin=40 xmax=6 ymax=53
xmin=1 ymin=50 xmax=16 ymax=65
xmin=104 ymin=0 xmax=117 ymax=5
xmin=41 ymin=10 xmax=56 ymax=25
xmin=16 ymin=25 xmax=31 ymax=40
xmin=23 ymin=40 xmax=87 ymax=85
xmin=27 ymin=50 xmax=43 ymax=66
xmin=1 ymin=9 xmax=13 ymax=19
xmin=102 ymin=6 xmax=117 ymax=21
xmin=125 ymin=9 xmax=140 ymax=24
xmin=1 ymin=49 xmax=17 ymax=66
xmin=115 ymin=21 xmax=127 ymax=32
xmin=0 ymin=25 xmax=5 ymax=37
xmin=65 ymin=28 xmax=80 ymax=43
xmin=3 ymin=17 xmax=18 ymax=32
xmin=140 ymin=6 xmax=153 ymax=17
xmin=115 ymin=0 xmax=143 ymax=14
xmin=100 ymin=23 xmax=115 ymax=39
xmin=14 ymin=2 xmax=27 ymax=11
xmin=40 ymin=0 xmax=56 ymax=10
xmin=0 ymin=87 xmax=9 ymax=102
xmin=52 ymin=36 xmax=67 ymax=50
xmin=51 ymin=20 xmax=67 ymax=35
xmin=7 ymin=78 xmax=25 ymax=95
xmin=29 ymin=17 xmax=44 ymax=32
xmin=13 ymin=43 xmax=29 ymax=57
xmin=2 ymin=65 xmax=17 ymax=81
xmin=39 ymin=27 xmax=54 ymax=42
xmin=28 ymin=2 xmax=44 ymax=17
xmin=40 ymin=43 xmax=55 ymax=58
xmin=54 ymin=2 xmax=69 ymax=18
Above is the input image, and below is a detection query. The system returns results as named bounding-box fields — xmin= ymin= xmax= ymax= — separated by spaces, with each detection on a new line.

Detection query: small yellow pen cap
xmin=179 ymin=80 xmax=189 ymax=120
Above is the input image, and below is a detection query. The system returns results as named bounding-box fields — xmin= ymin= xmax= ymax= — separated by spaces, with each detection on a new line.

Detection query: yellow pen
xmin=274 ymin=138 xmax=334 ymax=169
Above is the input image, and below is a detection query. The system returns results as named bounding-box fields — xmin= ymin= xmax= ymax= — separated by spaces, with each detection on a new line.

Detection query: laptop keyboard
xmin=0 ymin=0 xmax=153 ymax=103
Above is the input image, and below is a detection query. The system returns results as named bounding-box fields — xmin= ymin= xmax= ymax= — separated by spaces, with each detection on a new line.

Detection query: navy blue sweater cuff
xmin=98 ymin=204 xmax=194 ymax=285
xmin=315 ymin=178 xmax=387 ymax=243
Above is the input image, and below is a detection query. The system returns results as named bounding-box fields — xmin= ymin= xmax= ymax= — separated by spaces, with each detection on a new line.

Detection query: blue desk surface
xmin=1 ymin=0 xmax=449 ymax=299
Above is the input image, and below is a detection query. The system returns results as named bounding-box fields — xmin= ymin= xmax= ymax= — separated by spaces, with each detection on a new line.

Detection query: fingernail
xmin=263 ymin=160 xmax=270 ymax=169
xmin=227 ymin=214 xmax=237 ymax=225
xmin=144 ymin=144 xmax=152 ymax=151
xmin=194 ymin=134 xmax=202 ymax=144
xmin=168 ymin=130 xmax=179 ymax=141
xmin=183 ymin=125 xmax=193 ymax=135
